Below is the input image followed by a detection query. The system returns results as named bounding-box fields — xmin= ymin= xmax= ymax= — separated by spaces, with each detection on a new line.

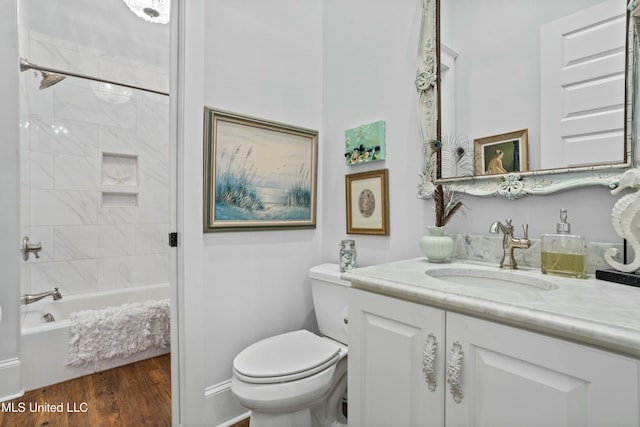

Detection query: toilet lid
xmin=233 ymin=330 xmax=341 ymax=384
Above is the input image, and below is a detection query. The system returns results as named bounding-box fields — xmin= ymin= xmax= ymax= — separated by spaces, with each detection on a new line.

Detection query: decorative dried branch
xmin=434 ymin=184 xmax=463 ymax=227
xmin=431 ymin=139 xmax=464 ymax=227
xmin=442 ymin=199 xmax=463 ymax=226
xmin=434 ymin=184 xmax=445 ymax=227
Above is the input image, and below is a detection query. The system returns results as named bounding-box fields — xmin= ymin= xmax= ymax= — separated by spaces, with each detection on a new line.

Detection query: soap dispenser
xmin=541 ymin=209 xmax=587 ymax=279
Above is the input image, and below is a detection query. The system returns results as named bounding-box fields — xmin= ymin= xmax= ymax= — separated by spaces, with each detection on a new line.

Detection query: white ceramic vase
xmin=420 ymin=226 xmax=454 ymax=263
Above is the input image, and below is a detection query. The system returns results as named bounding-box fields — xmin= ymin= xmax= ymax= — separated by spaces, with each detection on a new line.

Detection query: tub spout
xmin=21 ymin=288 xmax=63 ymax=305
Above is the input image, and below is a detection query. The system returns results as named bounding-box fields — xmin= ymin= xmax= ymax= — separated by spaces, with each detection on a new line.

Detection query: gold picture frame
xmin=474 ymin=129 xmax=529 ymax=175
xmin=203 ymin=107 xmax=318 ymax=232
xmin=345 ymin=169 xmax=389 ymax=235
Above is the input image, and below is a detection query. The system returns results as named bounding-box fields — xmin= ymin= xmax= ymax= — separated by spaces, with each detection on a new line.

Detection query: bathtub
xmin=21 ymin=283 xmax=170 ymax=391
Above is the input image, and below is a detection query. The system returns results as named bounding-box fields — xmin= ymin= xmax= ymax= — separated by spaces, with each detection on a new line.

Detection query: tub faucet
xmin=489 ymin=219 xmax=531 ymax=270
xmin=21 ymin=288 xmax=63 ymax=305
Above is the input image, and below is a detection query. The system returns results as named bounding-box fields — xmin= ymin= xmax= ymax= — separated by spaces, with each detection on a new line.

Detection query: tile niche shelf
xmin=101 ymin=153 xmax=138 ymax=207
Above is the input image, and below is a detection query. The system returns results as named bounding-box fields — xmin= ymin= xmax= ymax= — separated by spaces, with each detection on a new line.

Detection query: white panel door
xmin=348 ymin=289 xmax=445 ymax=427
xmin=540 ymin=0 xmax=626 ymax=169
xmin=445 ymin=312 xmax=640 ymax=427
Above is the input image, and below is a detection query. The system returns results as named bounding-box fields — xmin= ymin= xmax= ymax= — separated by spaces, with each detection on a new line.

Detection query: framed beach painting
xmin=203 ymin=108 xmax=318 ymax=232
xmin=344 ymin=120 xmax=386 ymax=165
xmin=474 ymin=129 xmax=529 ymax=175
xmin=345 ymin=169 xmax=390 ymax=235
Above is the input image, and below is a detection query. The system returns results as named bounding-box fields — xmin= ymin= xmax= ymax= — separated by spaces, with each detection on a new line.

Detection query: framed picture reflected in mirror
xmin=474 ymin=129 xmax=529 ymax=176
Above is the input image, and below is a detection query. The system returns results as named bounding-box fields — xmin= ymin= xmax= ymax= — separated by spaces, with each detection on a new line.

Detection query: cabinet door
xmin=348 ymin=289 xmax=445 ymax=427
xmin=445 ymin=312 xmax=640 ymax=427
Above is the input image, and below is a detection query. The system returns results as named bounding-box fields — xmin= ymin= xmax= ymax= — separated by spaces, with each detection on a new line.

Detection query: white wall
xmin=200 ymin=0 xmax=323 ymax=387
xmin=178 ymin=1 xmax=323 ymax=424
xmin=445 ymin=186 xmax=620 ymax=243
xmin=0 ymin=0 xmax=23 ymax=401
xmin=322 ymin=0 xmax=427 ymax=266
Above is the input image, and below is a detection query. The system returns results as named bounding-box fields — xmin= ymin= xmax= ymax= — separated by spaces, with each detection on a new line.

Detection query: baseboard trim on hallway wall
xmin=0 ymin=358 xmax=23 ymax=402
xmin=205 ymin=379 xmax=250 ymax=427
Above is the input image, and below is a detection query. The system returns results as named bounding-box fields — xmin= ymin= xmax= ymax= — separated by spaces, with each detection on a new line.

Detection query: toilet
xmin=231 ymin=263 xmax=350 ymax=427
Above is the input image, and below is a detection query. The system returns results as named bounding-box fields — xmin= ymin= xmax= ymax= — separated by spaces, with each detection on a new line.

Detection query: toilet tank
xmin=309 ymin=263 xmax=351 ymax=345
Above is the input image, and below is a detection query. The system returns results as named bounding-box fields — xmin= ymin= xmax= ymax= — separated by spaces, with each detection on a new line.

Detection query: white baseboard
xmin=0 ymin=358 xmax=22 ymax=402
xmin=204 ymin=379 xmax=250 ymax=427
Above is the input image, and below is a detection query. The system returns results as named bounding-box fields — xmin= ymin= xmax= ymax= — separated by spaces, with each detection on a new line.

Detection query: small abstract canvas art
xmin=345 ymin=120 xmax=386 ymax=165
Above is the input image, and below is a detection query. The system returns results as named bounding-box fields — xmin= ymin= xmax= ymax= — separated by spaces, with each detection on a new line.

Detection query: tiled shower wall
xmin=19 ymin=29 xmax=170 ymax=297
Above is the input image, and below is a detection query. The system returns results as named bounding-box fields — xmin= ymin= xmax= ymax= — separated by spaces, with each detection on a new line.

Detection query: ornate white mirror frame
xmin=416 ymin=0 xmax=638 ymax=200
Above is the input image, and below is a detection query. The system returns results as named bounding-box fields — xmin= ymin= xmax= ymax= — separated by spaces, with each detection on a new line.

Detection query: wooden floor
xmin=230 ymin=419 xmax=250 ymax=427
xmin=0 ymin=354 xmax=171 ymax=427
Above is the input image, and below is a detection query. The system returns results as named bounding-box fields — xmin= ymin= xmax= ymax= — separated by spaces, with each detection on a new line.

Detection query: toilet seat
xmin=233 ymin=330 xmax=341 ymax=384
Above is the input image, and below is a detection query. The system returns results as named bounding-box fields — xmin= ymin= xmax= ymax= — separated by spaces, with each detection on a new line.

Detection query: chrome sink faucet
xmin=21 ymin=288 xmax=63 ymax=305
xmin=489 ymin=219 xmax=531 ymax=269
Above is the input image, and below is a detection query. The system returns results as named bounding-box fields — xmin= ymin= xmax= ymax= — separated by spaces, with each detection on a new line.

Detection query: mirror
xmin=417 ymin=0 xmax=636 ymax=199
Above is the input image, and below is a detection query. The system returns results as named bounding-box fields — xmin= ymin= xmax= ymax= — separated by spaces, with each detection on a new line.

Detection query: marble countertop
xmin=341 ymin=258 xmax=640 ymax=358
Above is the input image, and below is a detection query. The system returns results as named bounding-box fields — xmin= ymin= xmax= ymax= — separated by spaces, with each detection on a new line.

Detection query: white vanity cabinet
xmin=348 ymin=288 xmax=445 ymax=427
xmin=445 ymin=311 xmax=640 ymax=427
xmin=348 ymin=288 xmax=640 ymax=427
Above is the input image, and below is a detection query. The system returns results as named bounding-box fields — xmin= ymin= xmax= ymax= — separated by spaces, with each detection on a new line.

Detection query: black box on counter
xmin=595 ymin=269 xmax=640 ymax=288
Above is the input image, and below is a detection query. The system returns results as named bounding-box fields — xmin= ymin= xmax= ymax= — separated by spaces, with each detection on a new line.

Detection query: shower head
xmin=19 ymin=58 xmax=66 ymax=90
xmin=18 ymin=57 xmax=169 ymax=96
xmin=39 ymin=71 xmax=65 ymax=89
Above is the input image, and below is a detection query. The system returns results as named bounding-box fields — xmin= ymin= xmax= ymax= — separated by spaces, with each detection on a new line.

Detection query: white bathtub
xmin=21 ymin=283 xmax=170 ymax=391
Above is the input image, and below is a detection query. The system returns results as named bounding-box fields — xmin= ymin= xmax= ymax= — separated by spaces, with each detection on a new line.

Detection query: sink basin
xmin=425 ymin=267 xmax=559 ymax=291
